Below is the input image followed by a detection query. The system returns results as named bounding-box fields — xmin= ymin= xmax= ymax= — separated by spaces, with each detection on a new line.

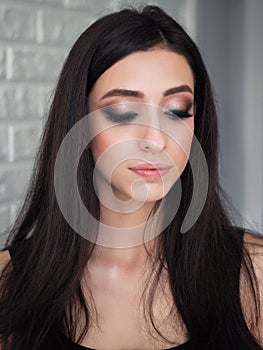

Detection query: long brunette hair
xmin=0 ymin=5 xmax=262 ymax=350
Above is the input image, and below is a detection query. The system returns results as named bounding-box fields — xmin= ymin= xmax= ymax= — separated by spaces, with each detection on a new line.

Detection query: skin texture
xmin=78 ymin=38 xmax=263 ymax=350
xmin=0 ymin=49 xmax=262 ymax=349
xmin=74 ymin=49 xmax=196 ymax=348
xmin=88 ymin=49 xmax=195 ymax=231
xmin=87 ymin=49 xmax=196 ymax=270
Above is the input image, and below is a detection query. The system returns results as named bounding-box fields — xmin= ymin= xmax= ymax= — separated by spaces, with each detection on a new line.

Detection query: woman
xmin=0 ymin=5 xmax=263 ymax=350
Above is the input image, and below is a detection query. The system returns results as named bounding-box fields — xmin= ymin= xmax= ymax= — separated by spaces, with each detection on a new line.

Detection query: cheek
xmin=90 ymin=129 xmax=126 ymax=161
xmin=90 ymin=133 xmax=111 ymax=161
xmin=167 ymin=119 xmax=194 ymax=165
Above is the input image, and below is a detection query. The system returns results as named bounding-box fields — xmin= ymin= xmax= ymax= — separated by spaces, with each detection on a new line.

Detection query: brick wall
xmin=0 ymin=0 xmax=188 ymax=246
xmin=0 ymin=0 xmax=111 ymax=246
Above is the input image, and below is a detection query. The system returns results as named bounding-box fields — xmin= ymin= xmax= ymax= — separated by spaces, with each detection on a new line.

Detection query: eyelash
xmin=104 ymin=109 xmax=193 ymax=123
xmin=164 ymin=109 xmax=193 ymax=119
xmin=105 ymin=111 xmax=138 ymax=123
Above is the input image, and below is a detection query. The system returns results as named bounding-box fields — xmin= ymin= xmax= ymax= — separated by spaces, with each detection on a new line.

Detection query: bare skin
xmin=1 ymin=232 xmax=263 ymax=348
xmin=72 ymin=231 xmax=263 ymax=350
xmin=78 ymin=256 xmax=189 ymax=349
xmin=87 ymin=48 xmax=195 ymax=264
xmin=78 ymin=49 xmax=194 ymax=348
xmin=73 ymin=49 xmax=263 ymax=349
xmin=1 ymin=50 xmax=262 ymax=349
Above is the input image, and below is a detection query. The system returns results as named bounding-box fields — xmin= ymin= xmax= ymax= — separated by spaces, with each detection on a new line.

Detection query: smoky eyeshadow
xmin=164 ymin=96 xmax=194 ymax=112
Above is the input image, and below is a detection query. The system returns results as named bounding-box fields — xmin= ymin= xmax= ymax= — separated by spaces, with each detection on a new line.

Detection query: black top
xmin=40 ymin=328 xmax=193 ymax=350
xmin=47 ymin=330 xmax=193 ymax=350
xmin=8 ymin=240 xmax=194 ymax=350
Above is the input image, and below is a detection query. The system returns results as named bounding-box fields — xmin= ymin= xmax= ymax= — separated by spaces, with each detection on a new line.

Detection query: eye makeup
xmin=103 ymin=109 xmax=139 ymax=123
xmin=101 ymin=96 xmax=194 ymax=124
xmin=163 ymin=95 xmax=194 ymax=119
xmin=102 ymin=107 xmax=193 ymax=124
xmin=164 ymin=94 xmax=193 ymax=110
xmin=164 ymin=109 xmax=193 ymax=119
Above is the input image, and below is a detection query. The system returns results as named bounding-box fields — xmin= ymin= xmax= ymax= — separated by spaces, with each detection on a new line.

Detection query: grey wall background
xmin=195 ymin=0 xmax=263 ymax=235
xmin=0 ymin=0 xmax=262 ymax=247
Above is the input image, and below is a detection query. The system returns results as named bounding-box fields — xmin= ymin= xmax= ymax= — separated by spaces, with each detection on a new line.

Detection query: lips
xmin=129 ymin=163 xmax=172 ymax=171
xmin=129 ymin=163 xmax=172 ymax=179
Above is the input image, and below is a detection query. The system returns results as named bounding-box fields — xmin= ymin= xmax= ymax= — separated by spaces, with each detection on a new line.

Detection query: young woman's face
xmin=88 ymin=49 xmax=195 ymax=204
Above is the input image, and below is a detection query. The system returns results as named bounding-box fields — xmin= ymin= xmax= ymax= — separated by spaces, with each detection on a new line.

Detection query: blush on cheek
xmin=90 ymin=133 xmax=113 ymax=161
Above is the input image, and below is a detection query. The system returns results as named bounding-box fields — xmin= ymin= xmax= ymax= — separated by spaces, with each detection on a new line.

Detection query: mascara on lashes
xmin=104 ymin=110 xmax=138 ymax=123
xmin=102 ymin=107 xmax=193 ymax=123
xmin=164 ymin=109 xmax=193 ymax=118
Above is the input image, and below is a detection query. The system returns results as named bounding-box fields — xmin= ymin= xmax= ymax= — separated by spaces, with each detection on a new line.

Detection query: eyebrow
xmin=99 ymin=85 xmax=193 ymax=100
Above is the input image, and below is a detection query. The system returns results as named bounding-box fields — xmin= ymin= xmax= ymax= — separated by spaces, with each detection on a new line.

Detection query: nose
xmin=138 ymin=123 xmax=166 ymax=154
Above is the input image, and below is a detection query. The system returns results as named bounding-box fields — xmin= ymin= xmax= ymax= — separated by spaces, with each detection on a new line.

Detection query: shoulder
xmin=243 ymin=231 xmax=263 ymax=278
xmin=244 ymin=231 xmax=263 ymax=249
xmin=0 ymin=249 xmax=11 ymax=274
xmin=242 ymin=231 xmax=263 ymax=345
xmin=243 ymin=231 xmax=263 ymax=289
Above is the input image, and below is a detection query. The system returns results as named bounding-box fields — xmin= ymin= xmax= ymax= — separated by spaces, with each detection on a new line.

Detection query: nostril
xmin=138 ymin=138 xmax=166 ymax=153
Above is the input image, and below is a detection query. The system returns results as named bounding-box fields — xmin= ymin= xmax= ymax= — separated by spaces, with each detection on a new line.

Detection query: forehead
xmin=89 ymin=49 xmax=194 ymax=99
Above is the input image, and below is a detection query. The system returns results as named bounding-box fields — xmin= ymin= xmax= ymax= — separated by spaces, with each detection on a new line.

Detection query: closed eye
xmin=104 ymin=111 xmax=139 ymax=123
xmin=164 ymin=109 xmax=193 ymax=119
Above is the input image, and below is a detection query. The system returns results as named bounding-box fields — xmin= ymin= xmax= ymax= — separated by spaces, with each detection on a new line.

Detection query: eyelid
xmin=102 ymin=108 xmax=139 ymax=123
xmin=163 ymin=99 xmax=194 ymax=110
xmin=164 ymin=109 xmax=193 ymax=118
xmin=101 ymin=101 xmax=139 ymax=111
xmin=100 ymin=102 xmax=194 ymax=123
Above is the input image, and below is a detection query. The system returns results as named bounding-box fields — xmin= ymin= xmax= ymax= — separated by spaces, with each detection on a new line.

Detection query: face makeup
xmin=88 ymin=49 xmax=195 ymax=203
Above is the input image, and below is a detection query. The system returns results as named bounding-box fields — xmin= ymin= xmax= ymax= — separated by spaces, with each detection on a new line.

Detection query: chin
xmin=131 ymin=186 xmax=171 ymax=203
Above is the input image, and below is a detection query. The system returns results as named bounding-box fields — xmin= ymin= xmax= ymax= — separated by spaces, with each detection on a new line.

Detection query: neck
xmin=89 ymin=201 xmax=160 ymax=270
xmin=100 ymin=200 xmax=156 ymax=228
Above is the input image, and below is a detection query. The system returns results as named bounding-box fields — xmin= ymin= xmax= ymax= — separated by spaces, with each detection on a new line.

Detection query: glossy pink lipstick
xmin=129 ymin=163 xmax=172 ymax=179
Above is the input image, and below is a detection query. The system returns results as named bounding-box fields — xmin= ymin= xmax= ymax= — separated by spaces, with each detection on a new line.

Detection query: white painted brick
xmin=8 ymin=48 xmax=66 ymax=81
xmin=34 ymin=0 xmax=65 ymax=5
xmin=0 ymin=233 xmax=8 ymax=248
xmin=0 ymin=204 xmax=10 ymax=225
xmin=0 ymin=6 xmax=37 ymax=42
xmin=0 ymin=201 xmax=23 ymax=246
xmin=0 ymin=203 xmax=11 ymax=239
xmin=9 ymin=124 xmax=41 ymax=161
xmin=64 ymin=0 xmax=110 ymax=10
xmin=10 ymin=201 xmax=22 ymax=224
xmin=0 ymin=128 xmax=8 ymax=162
xmin=0 ymin=165 xmax=32 ymax=202
xmin=0 ymin=235 xmax=7 ymax=249
xmin=0 ymin=85 xmax=50 ymax=119
xmin=0 ymin=48 xmax=6 ymax=79
xmin=41 ymin=10 xmax=91 ymax=45
xmin=0 ymin=233 xmax=8 ymax=249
